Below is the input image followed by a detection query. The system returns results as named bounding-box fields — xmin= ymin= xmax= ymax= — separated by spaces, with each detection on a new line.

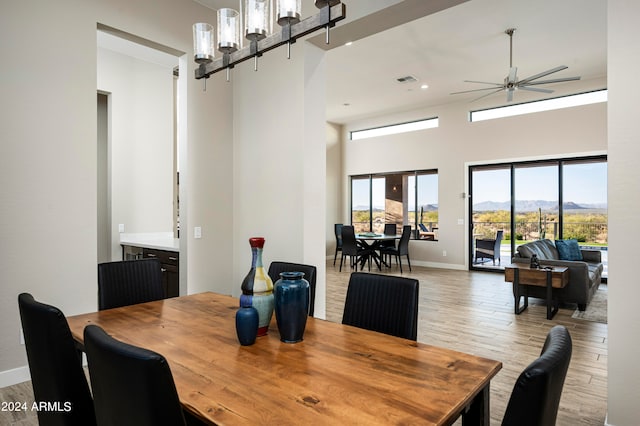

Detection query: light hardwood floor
xmin=1 ymin=262 xmax=607 ymax=425
xmin=326 ymin=260 xmax=607 ymax=426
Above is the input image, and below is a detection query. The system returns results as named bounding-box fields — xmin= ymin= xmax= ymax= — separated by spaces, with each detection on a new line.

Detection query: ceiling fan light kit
xmin=451 ymin=28 xmax=581 ymax=102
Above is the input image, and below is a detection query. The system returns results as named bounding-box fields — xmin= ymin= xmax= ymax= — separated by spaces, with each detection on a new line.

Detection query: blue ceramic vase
xmin=235 ymin=306 xmax=259 ymax=346
xmin=274 ymin=271 xmax=310 ymax=343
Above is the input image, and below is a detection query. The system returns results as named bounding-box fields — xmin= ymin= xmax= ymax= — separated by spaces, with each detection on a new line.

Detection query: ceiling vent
xmin=396 ymin=75 xmax=418 ymax=84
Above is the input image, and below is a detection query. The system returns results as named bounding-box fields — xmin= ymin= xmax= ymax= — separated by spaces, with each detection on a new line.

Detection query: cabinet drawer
xmin=143 ymin=248 xmax=179 ymax=266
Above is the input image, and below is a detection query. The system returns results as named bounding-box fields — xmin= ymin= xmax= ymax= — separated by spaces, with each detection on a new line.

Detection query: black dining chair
xmin=268 ymin=261 xmax=317 ymax=317
xmin=380 ymin=225 xmax=412 ymax=273
xmin=84 ymin=324 xmax=192 ymax=426
xmin=379 ymin=223 xmax=397 ymax=264
xmin=17 ymin=293 xmax=97 ymax=426
xmin=502 ymin=325 xmax=572 ymax=426
xmin=340 ymin=225 xmax=372 ymax=272
xmin=342 ymin=272 xmax=419 ymax=341
xmin=333 ymin=223 xmax=343 ymax=266
xmin=97 ymin=258 xmax=165 ymax=310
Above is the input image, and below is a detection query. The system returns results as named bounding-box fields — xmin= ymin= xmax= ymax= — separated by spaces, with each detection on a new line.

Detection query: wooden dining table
xmin=67 ymin=292 xmax=502 ymax=425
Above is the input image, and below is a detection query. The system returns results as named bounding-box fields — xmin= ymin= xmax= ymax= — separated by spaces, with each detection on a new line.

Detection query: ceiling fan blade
xmin=508 ymin=67 xmax=518 ymax=84
xmin=518 ymin=85 xmax=554 ymax=94
xmin=470 ymin=87 xmax=505 ymax=102
xmin=525 ymin=76 xmax=582 ymax=86
xmin=519 ymin=65 xmax=568 ymax=85
xmin=451 ymin=86 xmax=506 ymax=95
xmin=463 ymin=80 xmax=504 ymax=86
xmin=507 ymin=88 xmax=514 ymax=102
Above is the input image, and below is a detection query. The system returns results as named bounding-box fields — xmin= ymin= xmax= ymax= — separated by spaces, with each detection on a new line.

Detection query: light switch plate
xmin=457 ymin=219 xmax=464 ymax=225
xmin=194 ymin=226 xmax=202 ymax=239
xmin=118 ymin=224 xmax=125 ymax=233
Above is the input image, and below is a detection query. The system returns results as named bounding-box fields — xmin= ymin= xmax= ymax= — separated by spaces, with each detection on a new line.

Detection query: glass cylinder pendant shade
xmin=245 ymin=0 xmax=269 ymax=41
xmin=276 ymin=0 xmax=301 ymax=25
xmin=217 ymin=8 xmax=240 ymax=53
xmin=193 ymin=23 xmax=214 ymax=63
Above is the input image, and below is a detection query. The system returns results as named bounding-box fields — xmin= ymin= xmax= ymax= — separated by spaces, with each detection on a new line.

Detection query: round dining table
xmin=355 ymin=232 xmax=401 ymax=270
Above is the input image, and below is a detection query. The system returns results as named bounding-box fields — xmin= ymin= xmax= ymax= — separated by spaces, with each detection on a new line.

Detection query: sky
xmin=472 ymin=162 xmax=607 ymax=205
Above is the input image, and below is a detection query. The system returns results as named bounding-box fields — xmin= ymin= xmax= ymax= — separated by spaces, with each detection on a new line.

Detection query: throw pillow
xmin=555 ymin=239 xmax=583 ymax=261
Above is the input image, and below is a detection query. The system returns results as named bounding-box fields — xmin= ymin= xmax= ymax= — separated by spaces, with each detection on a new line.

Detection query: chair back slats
xmin=342 ymin=272 xmax=419 ymax=341
xmin=84 ymin=325 xmax=186 ymax=426
xmin=502 ymin=325 xmax=572 ymax=426
xmin=97 ymin=258 xmax=165 ymax=310
xmin=268 ymin=261 xmax=317 ymax=317
xmin=18 ymin=293 xmax=97 ymax=426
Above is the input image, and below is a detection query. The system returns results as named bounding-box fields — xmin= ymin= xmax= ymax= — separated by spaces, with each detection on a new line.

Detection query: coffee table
xmin=504 ymin=263 xmax=569 ymax=319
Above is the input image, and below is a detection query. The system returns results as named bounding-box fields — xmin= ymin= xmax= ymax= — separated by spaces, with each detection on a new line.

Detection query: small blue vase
xmin=235 ymin=306 xmax=259 ymax=346
xmin=274 ymin=271 xmax=310 ymax=343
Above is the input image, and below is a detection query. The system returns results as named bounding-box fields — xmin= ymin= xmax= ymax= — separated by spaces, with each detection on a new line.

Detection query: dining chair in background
xmin=501 ymin=325 xmax=572 ymax=426
xmin=17 ymin=293 xmax=97 ymax=426
xmin=333 ymin=223 xmax=343 ymax=266
xmin=380 ymin=225 xmax=412 ymax=273
xmin=342 ymin=272 xmax=419 ymax=340
xmin=84 ymin=324 xmax=195 ymax=426
xmin=97 ymin=258 xmax=165 ymax=310
xmin=268 ymin=261 xmax=317 ymax=317
xmin=340 ymin=226 xmax=372 ymax=272
xmin=379 ymin=223 xmax=397 ymax=264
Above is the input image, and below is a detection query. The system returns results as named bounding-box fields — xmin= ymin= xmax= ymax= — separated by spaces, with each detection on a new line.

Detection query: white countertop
xmin=120 ymin=232 xmax=179 ymax=252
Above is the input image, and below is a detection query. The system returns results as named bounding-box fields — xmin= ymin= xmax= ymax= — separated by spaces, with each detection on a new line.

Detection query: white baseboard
xmin=0 ymin=365 xmax=30 ymax=388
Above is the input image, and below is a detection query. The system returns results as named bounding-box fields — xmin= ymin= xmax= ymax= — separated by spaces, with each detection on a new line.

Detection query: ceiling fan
xmin=451 ymin=28 xmax=581 ymax=102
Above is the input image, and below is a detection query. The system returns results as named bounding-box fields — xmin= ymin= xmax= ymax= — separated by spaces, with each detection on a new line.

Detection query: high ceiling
xmin=324 ymin=0 xmax=606 ymax=123
xmin=190 ymin=0 xmax=606 ymax=124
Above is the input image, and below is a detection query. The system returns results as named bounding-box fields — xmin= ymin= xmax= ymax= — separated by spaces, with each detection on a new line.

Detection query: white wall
xmin=97 ymin=47 xmax=175 ymax=260
xmin=336 ymin=78 xmax=607 ymax=268
xmin=0 ymin=0 xmax=231 ymax=384
xmin=607 ymin=1 xmax=640 ymax=424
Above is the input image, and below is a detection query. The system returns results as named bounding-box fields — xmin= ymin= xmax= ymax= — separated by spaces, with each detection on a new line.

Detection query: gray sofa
xmin=512 ymin=239 xmax=603 ymax=311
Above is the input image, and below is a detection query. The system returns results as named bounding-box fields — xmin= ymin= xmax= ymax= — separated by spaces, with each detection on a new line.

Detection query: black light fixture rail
xmin=195 ymin=3 xmax=346 ymax=80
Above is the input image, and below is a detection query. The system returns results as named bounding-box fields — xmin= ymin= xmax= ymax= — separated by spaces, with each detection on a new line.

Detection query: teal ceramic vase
xmin=240 ymin=237 xmax=274 ymax=336
xmin=274 ymin=271 xmax=310 ymax=343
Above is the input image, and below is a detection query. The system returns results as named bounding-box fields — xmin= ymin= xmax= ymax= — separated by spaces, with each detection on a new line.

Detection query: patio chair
xmin=475 ymin=230 xmax=504 ymax=265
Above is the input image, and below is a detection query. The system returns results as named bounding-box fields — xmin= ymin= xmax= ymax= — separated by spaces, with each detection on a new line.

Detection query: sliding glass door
xmin=470 ymin=166 xmax=511 ymax=269
xmin=469 ymin=156 xmax=607 ymax=277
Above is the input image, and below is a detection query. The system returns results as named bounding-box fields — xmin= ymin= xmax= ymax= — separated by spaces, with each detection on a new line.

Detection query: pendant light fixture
xmin=193 ymin=0 xmax=346 ymax=81
xmin=276 ymin=0 xmax=301 ymax=59
xmin=217 ymin=8 xmax=240 ymax=81
xmin=244 ymin=0 xmax=271 ymax=71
